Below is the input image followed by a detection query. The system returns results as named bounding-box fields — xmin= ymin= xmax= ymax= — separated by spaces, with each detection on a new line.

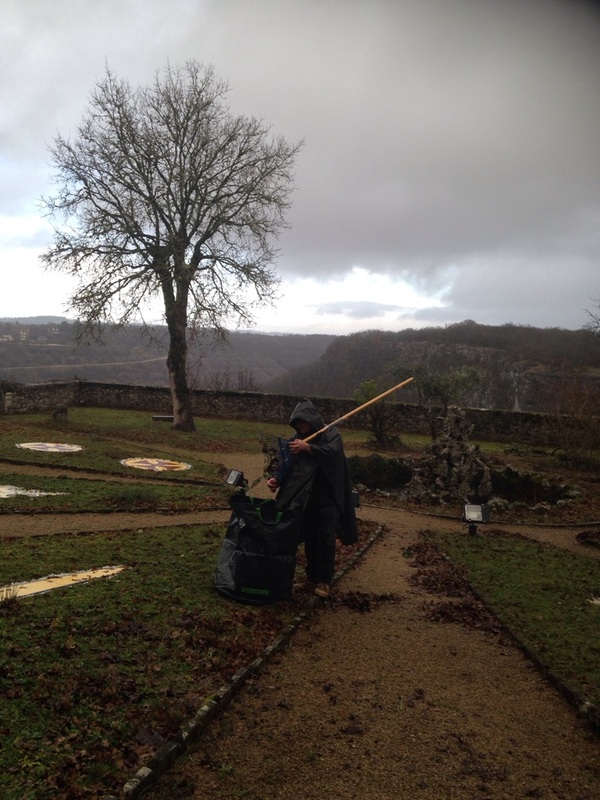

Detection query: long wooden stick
xmin=303 ymin=376 xmax=414 ymax=442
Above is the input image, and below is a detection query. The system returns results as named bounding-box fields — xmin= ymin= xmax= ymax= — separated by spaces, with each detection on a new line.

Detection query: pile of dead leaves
xmin=406 ymin=540 xmax=504 ymax=635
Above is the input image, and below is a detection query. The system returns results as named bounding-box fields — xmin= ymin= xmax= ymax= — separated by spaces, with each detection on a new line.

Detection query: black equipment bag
xmin=214 ymin=494 xmax=301 ymax=605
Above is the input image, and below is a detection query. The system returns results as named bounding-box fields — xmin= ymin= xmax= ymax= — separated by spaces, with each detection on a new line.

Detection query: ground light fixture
xmin=462 ymin=503 xmax=490 ymax=535
xmin=225 ymin=468 xmax=248 ymax=490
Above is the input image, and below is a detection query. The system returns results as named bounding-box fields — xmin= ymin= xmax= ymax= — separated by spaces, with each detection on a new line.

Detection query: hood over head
xmin=289 ymin=398 xmax=325 ymax=434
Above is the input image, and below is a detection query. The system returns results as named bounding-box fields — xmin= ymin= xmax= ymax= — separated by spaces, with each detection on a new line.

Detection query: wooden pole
xmin=303 ymin=376 xmax=414 ymax=442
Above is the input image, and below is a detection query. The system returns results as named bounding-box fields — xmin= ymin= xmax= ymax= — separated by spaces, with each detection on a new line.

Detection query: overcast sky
xmin=2 ymin=0 xmax=600 ymax=335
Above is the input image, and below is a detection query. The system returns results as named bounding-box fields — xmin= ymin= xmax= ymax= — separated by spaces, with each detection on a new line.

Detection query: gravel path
xmin=143 ymin=510 xmax=600 ymax=800
xmin=2 ymin=449 xmax=599 ymax=557
xmin=3 ymin=452 xmax=600 ymax=799
xmin=1 ymin=498 xmax=598 ymax=563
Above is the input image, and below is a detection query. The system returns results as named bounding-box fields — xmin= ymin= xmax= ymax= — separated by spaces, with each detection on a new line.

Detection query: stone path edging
xmin=101 ymin=524 xmax=386 ymax=800
xmin=428 ymin=534 xmax=600 ymax=735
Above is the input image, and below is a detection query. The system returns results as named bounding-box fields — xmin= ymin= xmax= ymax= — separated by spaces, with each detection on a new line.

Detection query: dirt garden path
xmin=2 ymin=451 xmax=599 ymax=560
xmin=149 ymin=452 xmax=600 ymax=800
xmin=143 ymin=504 xmax=600 ymax=800
xmin=2 ymin=452 xmax=600 ymax=799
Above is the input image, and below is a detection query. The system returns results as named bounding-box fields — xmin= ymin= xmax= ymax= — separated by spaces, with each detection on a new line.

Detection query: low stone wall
xmin=1 ymin=382 xmax=78 ymax=414
xmin=0 ymin=379 xmax=550 ymax=445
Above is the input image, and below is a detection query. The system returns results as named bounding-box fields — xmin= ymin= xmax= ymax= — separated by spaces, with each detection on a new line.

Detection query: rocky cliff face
xmin=356 ymin=339 xmax=598 ymax=413
xmin=267 ymin=324 xmax=600 ymax=413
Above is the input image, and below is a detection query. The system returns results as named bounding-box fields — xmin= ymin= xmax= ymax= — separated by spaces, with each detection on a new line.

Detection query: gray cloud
xmin=2 ymin=0 xmax=599 ymax=331
xmin=314 ymin=301 xmax=407 ymax=319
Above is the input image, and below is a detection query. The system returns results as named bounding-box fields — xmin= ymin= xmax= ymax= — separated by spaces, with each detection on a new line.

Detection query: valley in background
xmin=1 ymin=318 xmax=599 ymax=413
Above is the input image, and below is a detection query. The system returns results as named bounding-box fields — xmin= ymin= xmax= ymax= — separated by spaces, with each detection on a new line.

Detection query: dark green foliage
xmin=489 ymin=465 xmax=578 ymax=505
xmin=347 ymin=453 xmax=412 ymax=491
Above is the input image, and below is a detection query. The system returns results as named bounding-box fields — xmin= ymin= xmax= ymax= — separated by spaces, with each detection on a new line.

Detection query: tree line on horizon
xmin=263 ymin=321 xmax=600 ymax=413
xmin=1 ymin=319 xmax=599 ymax=415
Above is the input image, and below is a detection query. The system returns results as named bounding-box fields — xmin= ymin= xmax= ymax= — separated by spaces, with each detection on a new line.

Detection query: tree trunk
xmin=165 ymin=293 xmax=196 ymax=432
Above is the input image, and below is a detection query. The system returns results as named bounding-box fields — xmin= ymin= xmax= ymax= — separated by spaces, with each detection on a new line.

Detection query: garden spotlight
xmin=462 ymin=504 xmax=489 ymax=535
xmin=225 ymin=469 xmax=247 ymax=491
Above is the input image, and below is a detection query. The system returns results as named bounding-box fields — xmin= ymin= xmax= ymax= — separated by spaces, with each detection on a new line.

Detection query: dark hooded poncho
xmin=274 ymin=398 xmax=358 ymax=545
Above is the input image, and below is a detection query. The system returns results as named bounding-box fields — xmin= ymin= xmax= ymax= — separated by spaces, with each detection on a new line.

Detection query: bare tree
xmin=586 ymin=297 xmax=600 ymax=333
xmin=41 ymin=61 xmax=302 ymax=430
xmin=394 ymin=363 xmax=485 ymax=439
xmin=354 ymin=380 xmax=402 ymax=450
xmin=541 ymin=370 xmax=600 ymax=467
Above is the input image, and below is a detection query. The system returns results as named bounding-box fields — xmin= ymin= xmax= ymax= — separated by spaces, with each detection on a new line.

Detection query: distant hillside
xmin=265 ymin=321 xmax=600 ymax=411
xmin=4 ymin=320 xmax=599 ymax=413
xmin=0 ymin=316 xmax=72 ymax=325
xmin=0 ymin=321 xmax=335 ymax=389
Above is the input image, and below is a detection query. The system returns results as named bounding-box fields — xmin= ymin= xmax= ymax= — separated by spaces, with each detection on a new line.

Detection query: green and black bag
xmin=214 ymin=494 xmax=301 ymax=605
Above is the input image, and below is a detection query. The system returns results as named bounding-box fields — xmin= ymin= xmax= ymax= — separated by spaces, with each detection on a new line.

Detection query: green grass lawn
xmin=1 ymin=408 xmax=599 ymax=798
xmin=0 ymin=408 xmax=288 ymax=479
xmin=0 ymin=524 xmax=303 ymax=799
xmin=0 ymin=408 xmax=378 ymax=798
xmin=0 ymin=409 xmax=287 ymax=798
xmin=435 ymin=530 xmax=600 ymax=710
xmin=0 ymin=472 xmax=228 ymax=514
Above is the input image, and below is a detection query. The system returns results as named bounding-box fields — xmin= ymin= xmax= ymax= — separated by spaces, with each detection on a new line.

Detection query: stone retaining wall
xmin=0 ymin=379 xmax=550 ymax=445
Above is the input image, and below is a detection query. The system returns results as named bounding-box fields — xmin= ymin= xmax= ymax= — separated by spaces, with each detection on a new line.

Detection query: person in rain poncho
xmin=267 ymin=398 xmax=357 ymax=599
